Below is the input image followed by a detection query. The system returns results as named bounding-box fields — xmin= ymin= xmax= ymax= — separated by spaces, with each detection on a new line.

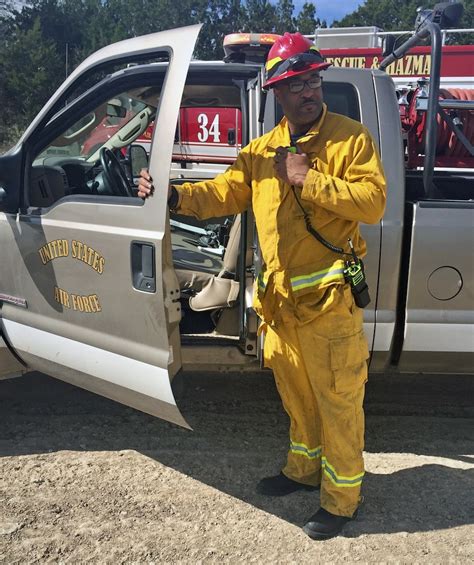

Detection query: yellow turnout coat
xmin=174 ymin=104 xmax=386 ymax=326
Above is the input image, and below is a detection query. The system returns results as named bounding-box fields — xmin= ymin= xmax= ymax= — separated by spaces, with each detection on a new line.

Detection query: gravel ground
xmin=1 ymin=371 xmax=473 ymax=563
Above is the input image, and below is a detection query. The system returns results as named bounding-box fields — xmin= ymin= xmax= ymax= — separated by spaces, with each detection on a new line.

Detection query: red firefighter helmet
xmin=263 ymin=32 xmax=331 ymax=89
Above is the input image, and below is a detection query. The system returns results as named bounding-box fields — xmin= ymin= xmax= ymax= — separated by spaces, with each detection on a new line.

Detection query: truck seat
xmin=172 ymin=215 xmax=241 ymax=311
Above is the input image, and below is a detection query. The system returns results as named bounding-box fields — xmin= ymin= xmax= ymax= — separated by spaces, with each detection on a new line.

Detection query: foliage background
xmin=0 ymin=0 xmax=472 ymax=150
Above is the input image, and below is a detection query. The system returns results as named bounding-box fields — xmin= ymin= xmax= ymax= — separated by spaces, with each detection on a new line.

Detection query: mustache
xmin=300 ymin=94 xmax=318 ymax=101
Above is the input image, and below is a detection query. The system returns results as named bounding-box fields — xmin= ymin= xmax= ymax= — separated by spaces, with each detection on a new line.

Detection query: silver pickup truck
xmin=0 ymin=21 xmax=472 ymax=428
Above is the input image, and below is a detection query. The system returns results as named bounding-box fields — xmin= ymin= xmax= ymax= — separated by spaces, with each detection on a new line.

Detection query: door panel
xmin=0 ymin=25 xmax=201 ymax=426
xmin=399 ymin=201 xmax=474 ymax=373
xmin=370 ymin=71 xmax=405 ymax=371
xmin=311 ymin=68 xmax=384 ymax=357
xmin=3 ymin=320 xmax=185 ymax=425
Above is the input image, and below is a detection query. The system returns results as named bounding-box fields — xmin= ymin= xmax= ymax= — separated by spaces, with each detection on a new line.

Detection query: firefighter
xmin=138 ymin=32 xmax=386 ymax=540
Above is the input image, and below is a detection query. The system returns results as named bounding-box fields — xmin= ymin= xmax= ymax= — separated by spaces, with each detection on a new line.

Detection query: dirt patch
xmin=1 ymin=372 xmax=473 ymax=563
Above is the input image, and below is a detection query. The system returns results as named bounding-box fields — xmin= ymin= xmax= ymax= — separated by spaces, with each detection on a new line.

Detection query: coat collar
xmin=272 ymin=103 xmax=328 ymax=148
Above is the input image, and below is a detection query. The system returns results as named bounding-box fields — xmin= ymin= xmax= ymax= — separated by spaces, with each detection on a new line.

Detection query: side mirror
xmin=0 ymin=147 xmax=22 ymax=212
xmin=107 ymin=101 xmax=127 ymax=119
xmin=416 ymin=2 xmax=464 ymax=31
xmin=128 ymin=144 xmax=148 ymax=178
xmin=433 ymin=2 xmax=463 ymax=28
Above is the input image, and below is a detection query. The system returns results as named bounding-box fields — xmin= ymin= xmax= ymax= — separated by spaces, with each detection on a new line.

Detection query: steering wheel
xmin=99 ymin=147 xmax=133 ymax=197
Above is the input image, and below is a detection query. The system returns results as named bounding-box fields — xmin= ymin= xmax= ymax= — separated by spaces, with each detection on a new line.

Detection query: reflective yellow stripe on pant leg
xmin=290 ymin=441 xmax=322 ymax=460
xmin=322 ymin=457 xmax=364 ymax=487
xmin=318 ymin=365 xmax=367 ymax=517
xmin=294 ymin=296 xmax=368 ymax=518
xmin=264 ymin=323 xmax=322 ymax=487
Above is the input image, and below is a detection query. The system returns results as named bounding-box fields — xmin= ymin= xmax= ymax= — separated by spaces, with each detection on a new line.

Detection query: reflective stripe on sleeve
xmin=322 ymin=456 xmax=364 ymax=488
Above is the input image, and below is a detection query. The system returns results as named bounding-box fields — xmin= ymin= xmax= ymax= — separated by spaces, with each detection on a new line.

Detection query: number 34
xmin=197 ymin=113 xmax=221 ymax=143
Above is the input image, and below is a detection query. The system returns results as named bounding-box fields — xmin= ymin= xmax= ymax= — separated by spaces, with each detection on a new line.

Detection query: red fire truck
xmin=152 ymin=29 xmax=474 ymax=169
xmin=86 ymin=28 xmax=473 ymax=170
xmin=314 ymin=34 xmax=474 ymax=170
xmin=136 ymin=106 xmax=242 ymax=164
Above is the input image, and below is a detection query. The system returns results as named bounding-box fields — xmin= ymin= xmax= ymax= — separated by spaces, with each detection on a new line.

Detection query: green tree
xmin=62 ymin=0 xmax=107 ymax=64
xmin=335 ymin=0 xmax=473 ymax=43
xmin=0 ymin=18 xmax=63 ymax=131
xmin=243 ymin=0 xmax=277 ymax=32
xmin=295 ymin=2 xmax=320 ymax=34
xmin=275 ymin=0 xmax=296 ymax=33
xmin=192 ymin=0 xmax=247 ymax=59
xmin=335 ymin=0 xmax=416 ymax=29
xmin=12 ymin=0 xmax=92 ymax=71
xmin=455 ymin=0 xmax=474 ymax=44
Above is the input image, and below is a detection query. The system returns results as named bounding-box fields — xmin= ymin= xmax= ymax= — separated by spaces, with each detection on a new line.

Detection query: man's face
xmin=273 ymin=70 xmax=324 ymax=132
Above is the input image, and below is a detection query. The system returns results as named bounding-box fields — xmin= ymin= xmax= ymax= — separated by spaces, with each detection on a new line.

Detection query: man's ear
xmin=273 ymin=87 xmax=281 ymax=103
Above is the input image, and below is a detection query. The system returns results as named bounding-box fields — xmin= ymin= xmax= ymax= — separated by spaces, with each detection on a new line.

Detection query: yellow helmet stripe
xmin=265 ymin=56 xmax=283 ymax=71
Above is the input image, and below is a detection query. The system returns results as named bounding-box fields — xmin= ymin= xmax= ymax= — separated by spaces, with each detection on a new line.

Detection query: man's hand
xmin=273 ymin=146 xmax=310 ymax=188
xmin=137 ymin=168 xmax=154 ymax=199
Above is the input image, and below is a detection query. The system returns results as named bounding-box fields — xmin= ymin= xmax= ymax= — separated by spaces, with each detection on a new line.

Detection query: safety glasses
xmin=287 ymin=75 xmax=322 ymax=93
xmin=273 ymin=50 xmax=326 ymax=75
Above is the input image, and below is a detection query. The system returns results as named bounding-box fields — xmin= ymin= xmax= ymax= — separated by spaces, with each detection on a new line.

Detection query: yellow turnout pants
xmin=263 ymin=285 xmax=369 ymax=517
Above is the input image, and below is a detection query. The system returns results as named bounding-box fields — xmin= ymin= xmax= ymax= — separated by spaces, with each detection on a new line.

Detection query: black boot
xmin=302 ymin=508 xmax=355 ymax=540
xmin=256 ymin=472 xmax=319 ymax=496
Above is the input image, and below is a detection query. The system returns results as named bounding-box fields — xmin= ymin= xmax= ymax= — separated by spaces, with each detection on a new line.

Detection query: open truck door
xmin=0 ymin=25 xmax=202 ymax=427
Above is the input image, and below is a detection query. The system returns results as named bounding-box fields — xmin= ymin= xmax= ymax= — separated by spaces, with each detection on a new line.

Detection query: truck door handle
xmin=227 ymin=128 xmax=236 ymax=146
xmin=131 ymin=241 xmax=156 ymax=292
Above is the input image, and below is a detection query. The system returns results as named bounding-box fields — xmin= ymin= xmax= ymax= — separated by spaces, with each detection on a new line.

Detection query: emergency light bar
xmin=223 ymin=33 xmax=280 ymax=64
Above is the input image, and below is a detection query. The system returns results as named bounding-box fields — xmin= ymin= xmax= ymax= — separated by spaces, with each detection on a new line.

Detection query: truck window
xmin=25 ymin=74 xmax=168 ymax=210
xmin=275 ymin=81 xmax=360 ymax=123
